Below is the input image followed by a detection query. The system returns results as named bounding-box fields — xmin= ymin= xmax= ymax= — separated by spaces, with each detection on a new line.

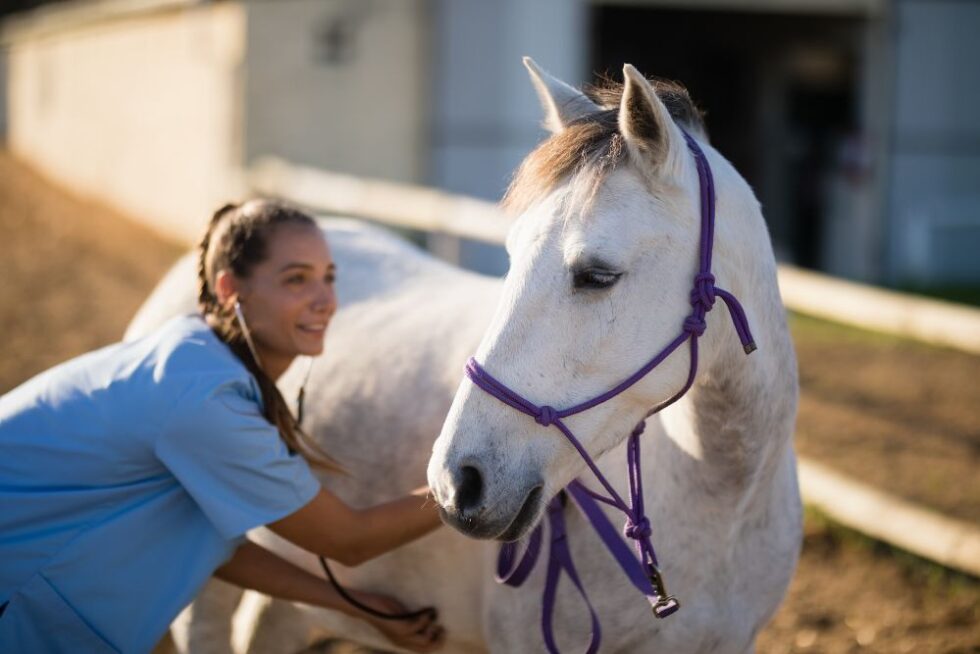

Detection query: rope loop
xmin=535 ymin=405 xmax=558 ymax=427
xmin=623 ymin=516 xmax=652 ymax=541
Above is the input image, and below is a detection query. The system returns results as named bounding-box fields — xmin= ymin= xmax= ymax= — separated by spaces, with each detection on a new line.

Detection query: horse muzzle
xmin=431 ymin=460 xmax=545 ymax=541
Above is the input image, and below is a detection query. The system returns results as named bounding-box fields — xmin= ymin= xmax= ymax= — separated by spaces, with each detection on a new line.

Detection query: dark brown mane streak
xmin=502 ymin=77 xmax=706 ymax=215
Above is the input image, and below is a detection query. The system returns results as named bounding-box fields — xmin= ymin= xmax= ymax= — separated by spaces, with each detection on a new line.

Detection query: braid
xmin=197 ymin=203 xmax=238 ymax=316
xmin=195 ymin=200 xmax=345 ymax=474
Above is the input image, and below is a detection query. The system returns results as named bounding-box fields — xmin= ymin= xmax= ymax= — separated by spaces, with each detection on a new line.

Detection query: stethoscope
xmin=233 ymin=300 xmax=433 ymax=622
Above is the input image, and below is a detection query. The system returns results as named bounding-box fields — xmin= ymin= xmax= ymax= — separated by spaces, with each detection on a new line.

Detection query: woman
xmin=0 ymin=200 xmax=445 ymax=653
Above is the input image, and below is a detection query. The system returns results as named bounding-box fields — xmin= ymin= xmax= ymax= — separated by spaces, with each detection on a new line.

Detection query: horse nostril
xmin=455 ymin=465 xmax=483 ymax=512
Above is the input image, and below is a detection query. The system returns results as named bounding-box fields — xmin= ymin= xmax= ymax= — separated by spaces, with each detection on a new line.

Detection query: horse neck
xmin=660 ymin=232 xmax=798 ymax=512
xmin=583 ymin=264 xmax=795 ymax=536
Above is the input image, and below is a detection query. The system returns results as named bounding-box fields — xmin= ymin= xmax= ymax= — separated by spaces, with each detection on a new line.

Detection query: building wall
xmin=886 ymin=0 xmax=980 ymax=285
xmin=243 ymin=0 xmax=428 ymax=184
xmin=0 ymin=45 xmax=7 ymax=140
xmin=430 ymin=0 xmax=588 ymax=202
xmin=428 ymin=0 xmax=588 ymax=273
xmin=6 ymin=2 xmax=247 ymax=242
xmin=6 ymin=0 xmax=974 ymax=286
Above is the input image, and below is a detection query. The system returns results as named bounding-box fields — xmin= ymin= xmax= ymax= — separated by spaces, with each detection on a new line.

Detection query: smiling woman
xmin=197 ymin=201 xmax=343 ymax=469
xmin=0 ymin=200 xmax=446 ymax=653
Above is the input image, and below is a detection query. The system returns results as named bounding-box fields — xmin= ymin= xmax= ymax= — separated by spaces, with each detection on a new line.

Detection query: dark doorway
xmin=0 ymin=1 xmax=71 ymax=18
xmin=592 ymin=6 xmax=864 ymax=268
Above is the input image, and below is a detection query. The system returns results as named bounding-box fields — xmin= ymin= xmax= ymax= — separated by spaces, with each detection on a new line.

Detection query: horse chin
xmin=438 ymin=485 xmax=544 ymax=541
xmin=497 ymin=485 xmax=544 ymax=542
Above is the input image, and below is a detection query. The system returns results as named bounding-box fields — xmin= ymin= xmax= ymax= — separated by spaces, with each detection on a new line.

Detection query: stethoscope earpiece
xmin=233 ymin=298 xmax=315 ymax=425
xmin=233 ymin=299 xmax=264 ymax=370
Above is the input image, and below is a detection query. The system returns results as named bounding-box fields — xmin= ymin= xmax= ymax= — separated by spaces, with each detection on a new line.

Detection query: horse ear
xmin=618 ymin=64 xmax=684 ymax=178
xmin=523 ymin=56 xmax=599 ymax=134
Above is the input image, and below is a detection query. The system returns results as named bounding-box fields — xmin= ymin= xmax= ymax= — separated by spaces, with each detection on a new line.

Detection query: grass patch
xmin=788 ymin=311 xmax=915 ymax=349
xmin=895 ymin=284 xmax=980 ymax=309
xmin=803 ymin=506 xmax=979 ymax=594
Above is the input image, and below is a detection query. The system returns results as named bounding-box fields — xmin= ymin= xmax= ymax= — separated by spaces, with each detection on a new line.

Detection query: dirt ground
xmin=1 ymin=150 xmax=977 ymax=653
xmin=791 ymin=313 xmax=980 ymax=525
xmin=0 ymin=152 xmax=185 ymax=392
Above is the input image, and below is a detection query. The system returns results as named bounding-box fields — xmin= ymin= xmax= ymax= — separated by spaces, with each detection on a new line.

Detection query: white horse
xmin=130 ymin=60 xmax=800 ymax=654
xmin=425 ymin=60 xmax=801 ymax=653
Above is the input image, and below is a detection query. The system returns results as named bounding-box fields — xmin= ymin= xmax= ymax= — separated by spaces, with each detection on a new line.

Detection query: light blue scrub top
xmin=0 ymin=314 xmax=321 ymax=653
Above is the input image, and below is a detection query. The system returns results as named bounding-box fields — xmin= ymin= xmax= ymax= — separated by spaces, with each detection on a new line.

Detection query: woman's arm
xmin=215 ymin=540 xmax=444 ymax=652
xmin=268 ymin=486 xmax=442 ymax=567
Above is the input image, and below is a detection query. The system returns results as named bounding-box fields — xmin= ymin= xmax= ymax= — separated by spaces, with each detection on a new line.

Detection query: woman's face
xmin=229 ymin=223 xmax=337 ymax=377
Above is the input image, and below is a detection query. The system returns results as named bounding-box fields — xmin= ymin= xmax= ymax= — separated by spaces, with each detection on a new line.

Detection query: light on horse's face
xmin=429 ymin=168 xmax=700 ymax=540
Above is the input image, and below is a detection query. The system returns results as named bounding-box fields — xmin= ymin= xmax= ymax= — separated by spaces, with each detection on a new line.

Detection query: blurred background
xmin=0 ymin=1 xmax=977 ymax=652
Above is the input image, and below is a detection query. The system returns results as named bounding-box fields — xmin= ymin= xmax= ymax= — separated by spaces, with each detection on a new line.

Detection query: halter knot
xmin=624 ymin=516 xmax=652 ymax=540
xmin=631 ymin=421 xmax=647 ymax=438
xmin=535 ymin=405 xmax=558 ymax=427
xmin=690 ymin=272 xmax=716 ymax=311
xmin=682 ymin=315 xmax=707 ymax=337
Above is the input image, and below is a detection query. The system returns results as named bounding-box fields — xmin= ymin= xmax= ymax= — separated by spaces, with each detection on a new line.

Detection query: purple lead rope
xmin=466 ymin=131 xmax=757 ymax=653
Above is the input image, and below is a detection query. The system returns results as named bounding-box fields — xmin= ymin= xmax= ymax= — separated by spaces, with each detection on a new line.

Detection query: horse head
xmin=428 ymin=59 xmax=755 ymax=541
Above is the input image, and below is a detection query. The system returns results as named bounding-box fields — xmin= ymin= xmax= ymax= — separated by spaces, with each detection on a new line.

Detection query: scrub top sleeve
xmin=155 ymin=379 xmax=322 ymax=540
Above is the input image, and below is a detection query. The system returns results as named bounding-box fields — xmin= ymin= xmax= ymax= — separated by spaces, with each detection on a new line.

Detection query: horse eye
xmin=573 ymin=268 xmax=622 ymax=290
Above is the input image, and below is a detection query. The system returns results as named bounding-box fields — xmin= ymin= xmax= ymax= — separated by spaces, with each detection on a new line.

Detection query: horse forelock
xmin=502 ymin=77 xmax=707 ymax=217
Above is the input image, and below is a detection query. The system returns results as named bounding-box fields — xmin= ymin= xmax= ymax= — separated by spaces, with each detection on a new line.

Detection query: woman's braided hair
xmin=197 ymin=199 xmax=344 ymax=473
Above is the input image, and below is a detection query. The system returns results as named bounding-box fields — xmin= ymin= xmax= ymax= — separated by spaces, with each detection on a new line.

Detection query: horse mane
xmin=502 ymin=77 xmax=707 ymax=216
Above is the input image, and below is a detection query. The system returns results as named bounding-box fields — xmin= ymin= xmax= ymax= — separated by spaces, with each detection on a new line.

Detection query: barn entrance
xmin=591 ymin=5 xmax=867 ymax=269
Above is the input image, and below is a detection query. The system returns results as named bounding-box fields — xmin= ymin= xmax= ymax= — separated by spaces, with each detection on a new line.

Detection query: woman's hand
xmin=351 ymin=591 xmax=446 ymax=652
xmin=214 ymin=542 xmax=445 ymax=651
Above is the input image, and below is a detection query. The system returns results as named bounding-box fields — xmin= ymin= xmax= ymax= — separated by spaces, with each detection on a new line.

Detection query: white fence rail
xmin=249 ymin=157 xmax=980 ymax=356
xmin=800 ymin=460 xmax=980 ymax=577
xmin=778 ymin=265 xmax=980 ymax=355
xmin=249 ymin=158 xmax=510 ymax=245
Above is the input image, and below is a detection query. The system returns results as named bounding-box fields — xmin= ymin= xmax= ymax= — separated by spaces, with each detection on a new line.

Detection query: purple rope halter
xmin=464 ymin=131 xmax=757 ymax=653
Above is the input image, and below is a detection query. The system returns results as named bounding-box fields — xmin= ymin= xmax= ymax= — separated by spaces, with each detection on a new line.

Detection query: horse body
xmin=130 ymin=61 xmax=800 ymax=654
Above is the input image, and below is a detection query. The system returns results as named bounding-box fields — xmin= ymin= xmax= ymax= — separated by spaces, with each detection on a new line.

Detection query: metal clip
xmin=646 ymin=564 xmax=681 ymax=619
